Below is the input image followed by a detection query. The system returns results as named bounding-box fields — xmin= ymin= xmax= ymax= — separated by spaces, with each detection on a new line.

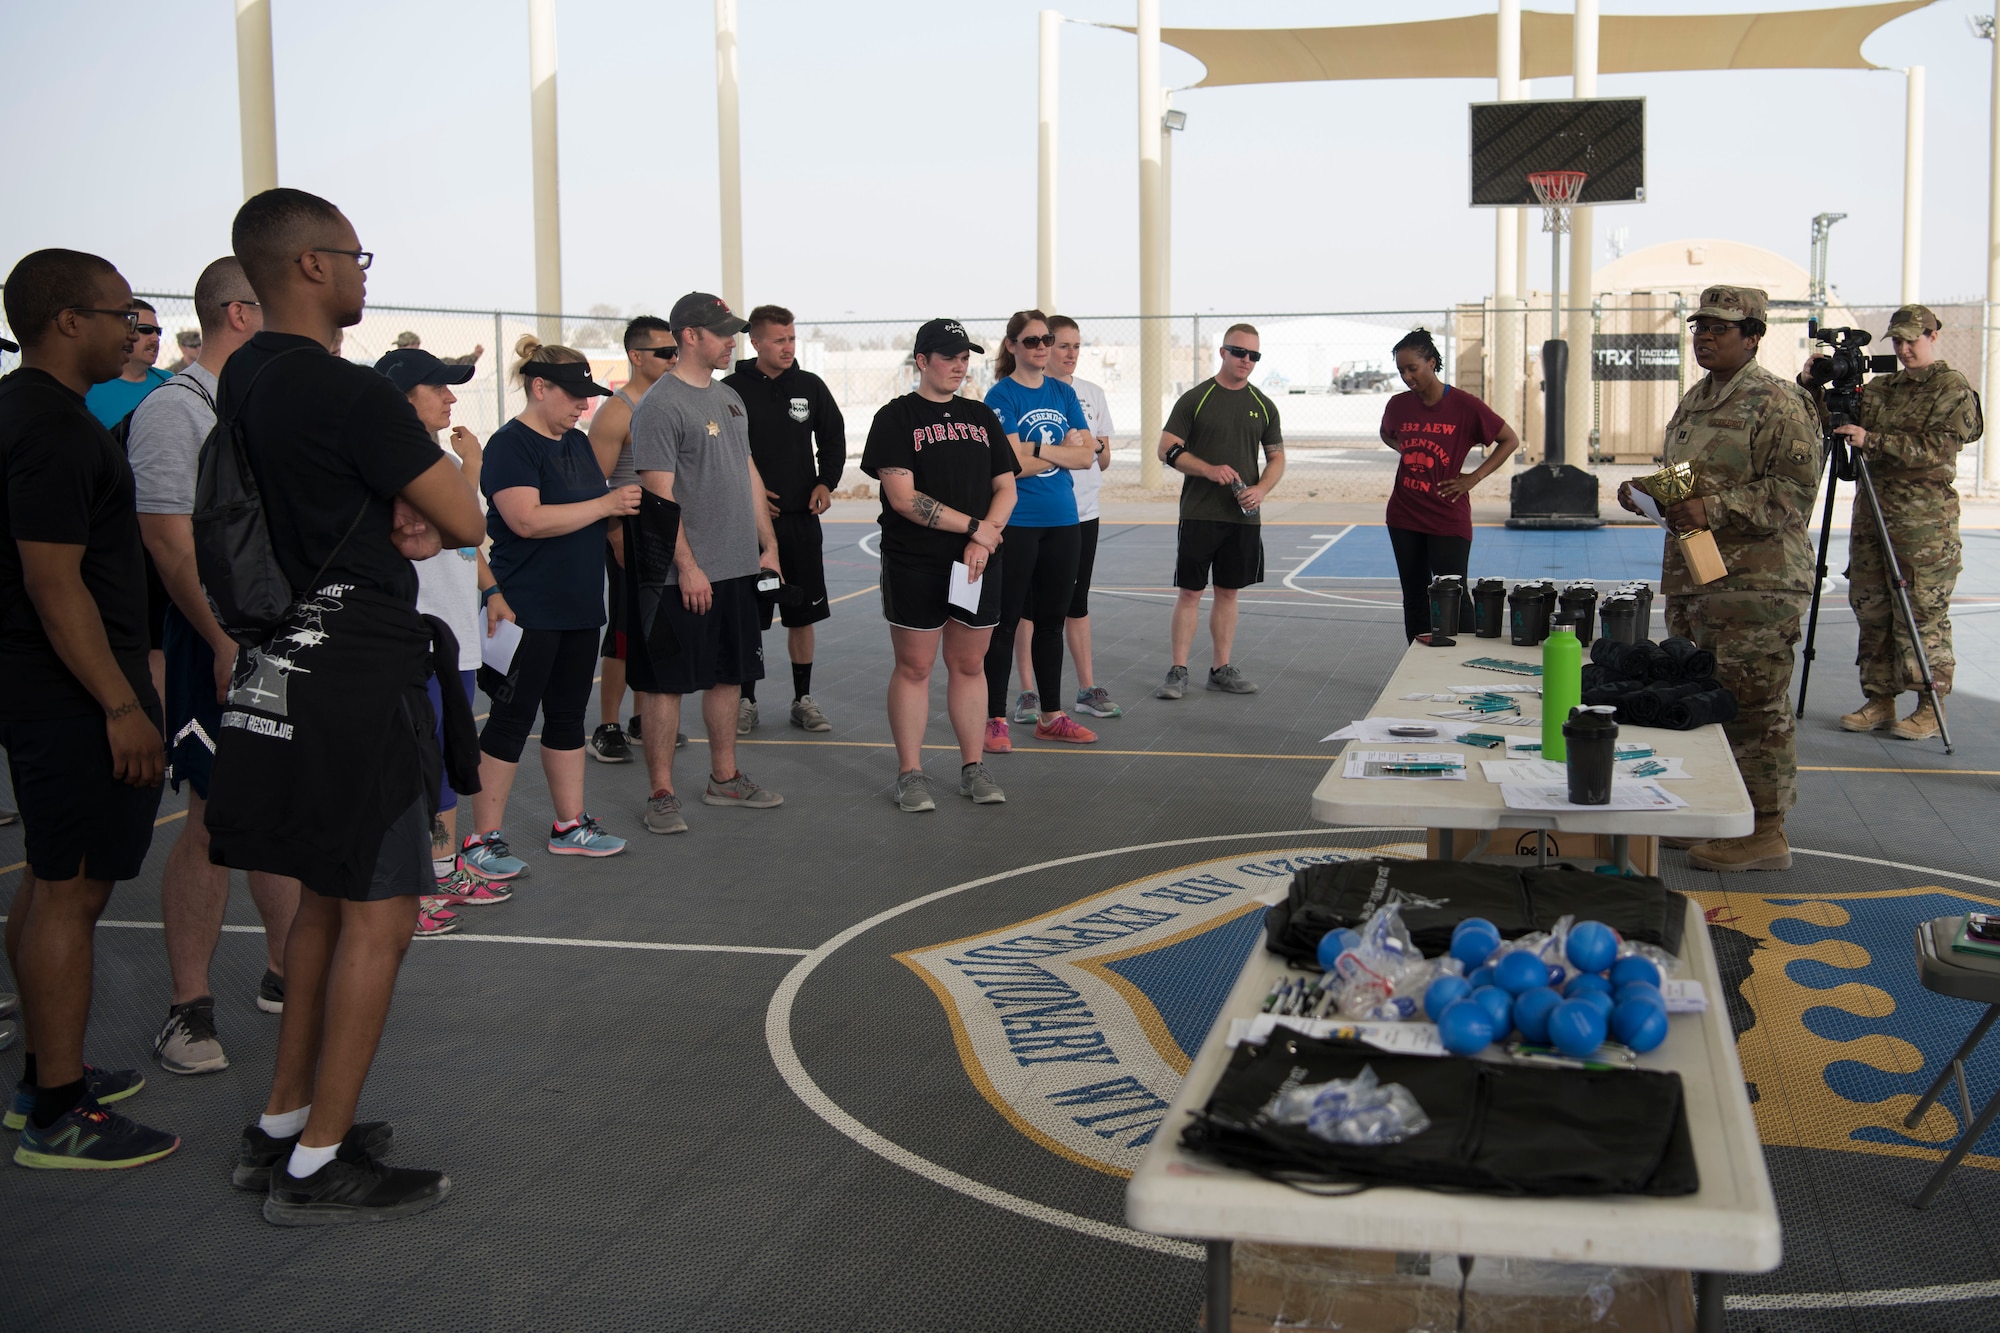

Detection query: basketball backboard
xmin=1470 ymin=97 xmax=1645 ymax=207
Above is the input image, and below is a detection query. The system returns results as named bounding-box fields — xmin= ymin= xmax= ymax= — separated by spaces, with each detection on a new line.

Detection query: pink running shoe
xmin=414 ymin=897 xmax=461 ymax=937
xmin=983 ymin=717 xmax=1012 ymax=754
xmin=433 ymin=865 xmax=512 ymax=907
xmin=1034 ymin=714 xmax=1098 ymax=745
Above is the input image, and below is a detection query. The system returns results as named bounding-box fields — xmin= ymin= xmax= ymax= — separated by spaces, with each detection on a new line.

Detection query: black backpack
xmin=193 ymin=348 xmax=363 ymax=647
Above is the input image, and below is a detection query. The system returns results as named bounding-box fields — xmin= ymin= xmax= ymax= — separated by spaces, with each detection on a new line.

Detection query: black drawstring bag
xmin=1181 ymin=1032 xmax=1699 ymax=1198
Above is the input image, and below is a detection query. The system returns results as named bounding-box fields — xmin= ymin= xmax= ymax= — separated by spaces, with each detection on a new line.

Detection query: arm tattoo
xmin=877 ymin=467 xmax=911 ymax=477
xmin=911 ymin=493 xmax=944 ymax=528
xmin=106 ymin=699 xmax=141 ymax=721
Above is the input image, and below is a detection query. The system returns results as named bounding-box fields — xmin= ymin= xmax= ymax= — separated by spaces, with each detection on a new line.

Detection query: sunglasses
xmin=134 ymin=324 xmax=163 ymax=337
xmin=1222 ymin=345 xmax=1261 ymax=363
xmin=1016 ymin=334 xmax=1054 ymax=349
xmin=69 ymin=308 xmax=140 ymax=332
xmin=637 ymin=346 xmax=679 ymax=360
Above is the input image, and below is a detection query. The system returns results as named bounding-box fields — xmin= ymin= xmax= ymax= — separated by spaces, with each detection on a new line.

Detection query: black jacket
xmin=722 ymin=358 xmax=845 ymax=512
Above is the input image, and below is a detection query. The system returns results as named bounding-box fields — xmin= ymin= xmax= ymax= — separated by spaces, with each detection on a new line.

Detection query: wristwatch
xmin=966 ymin=517 xmax=981 ymax=539
xmin=1032 ymin=440 xmax=1044 ymax=459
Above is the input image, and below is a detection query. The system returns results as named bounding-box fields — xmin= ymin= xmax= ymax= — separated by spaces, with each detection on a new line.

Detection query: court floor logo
xmin=897 ymin=847 xmax=1384 ymax=1178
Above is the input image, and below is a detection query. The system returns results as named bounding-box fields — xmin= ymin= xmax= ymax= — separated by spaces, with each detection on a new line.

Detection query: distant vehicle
xmin=1332 ymin=362 xmax=1397 ymax=394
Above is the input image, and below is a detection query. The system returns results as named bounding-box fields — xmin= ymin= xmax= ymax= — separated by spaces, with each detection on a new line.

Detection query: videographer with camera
xmin=1798 ymin=305 xmax=1982 ymax=741
xmin=1618 ymin=285 xmax=1823 ymax=872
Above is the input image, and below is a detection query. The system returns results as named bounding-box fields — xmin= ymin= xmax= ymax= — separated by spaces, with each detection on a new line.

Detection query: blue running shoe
xmin=6 ymin=1065 xmax=144 ymax=1132
xmin=14 ymin=1098 xmax=178 ymax=1170
xmin=547 ymin=814 xmax=626 ymax=858
xmin=461 ymin=830 xmax=527 ymax=881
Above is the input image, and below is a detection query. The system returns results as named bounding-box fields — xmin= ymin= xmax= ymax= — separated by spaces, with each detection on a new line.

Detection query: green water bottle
xmin=1541 ymin=623 xmax=1582 ymax=762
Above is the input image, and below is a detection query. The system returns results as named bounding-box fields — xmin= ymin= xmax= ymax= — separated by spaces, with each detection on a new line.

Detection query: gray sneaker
xmin=154 ymin=997 xmax=228 ymax=1075
xmin=1010 ymin=691 xmax=1040 ymax=724
xmin=1154 ymin=665 xmax=1189 ymax=700
xmin=644 ymin=792 xmax=688 ymax=835
xmin=791 ymin=696 xmax=833 ymax=733
xmin=1206 ymin=663 xmax=1260 ymax=694
xmin=958 ymin=763 xmax=1006 ymax=804
xmin=896 ymin=770 xmax=937 ymax=812
xmin=704 ymin=772 xmax=784 ymax=808
xmin=737 ymin=698 xmax=759 ymax=735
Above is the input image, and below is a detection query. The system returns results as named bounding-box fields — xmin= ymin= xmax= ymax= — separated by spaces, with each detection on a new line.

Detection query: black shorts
xmin=163 ymin=604 xmax=224 ymax=798
xmin=1174 ymin=518 xmax=1265 ymax=592
xmin=631 ymin=573 xmax=766 ymax=695
xmin=335 ymin=794 xmax=435 ymax=903
xmin=759 ymin=512 xmax=831 ymax=630
xmin=880 ymin=550 xmax=1003 ymax=631
xmin=601 ymin=541 xmax=627 ymax=660
xmin=1 ymin=706 xmax=165 ymax=883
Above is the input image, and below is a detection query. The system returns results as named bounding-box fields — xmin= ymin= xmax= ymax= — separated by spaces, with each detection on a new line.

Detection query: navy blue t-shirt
xmin=481 ymin=420 xmax=608 ymax=630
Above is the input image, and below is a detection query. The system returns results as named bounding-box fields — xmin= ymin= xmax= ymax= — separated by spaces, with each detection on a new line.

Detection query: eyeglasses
xmin=637 ymin=345 xmax=679 ymax=360
xmin=1689 ymin=320 xmax=1738 ymax=338
xmin=220 ymin=298 xmax=260 ymax=310
xmin=1016 ymin=334 xmax=1054 ymax=349
xmin=301 ymin=248 xmax=374 ymax=271
xmin=133 ymin=323 xmax=163 ymax=337
xmin=1222 ymin=345 xmax=1262 ymax=363
xmin=69 ymin=308 xmax=140 ymax=332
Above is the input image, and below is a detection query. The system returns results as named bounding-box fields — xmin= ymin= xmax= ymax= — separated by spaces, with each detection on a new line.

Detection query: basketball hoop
xmin=1527 ymin=169 xmax=1588 ymax=235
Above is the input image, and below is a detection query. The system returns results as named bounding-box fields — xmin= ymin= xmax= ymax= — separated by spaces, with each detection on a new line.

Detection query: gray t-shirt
xmin=630 ymin=372 xmax=760 ymax=584
xmin=127 ymin=361 xmax=219 ymax=515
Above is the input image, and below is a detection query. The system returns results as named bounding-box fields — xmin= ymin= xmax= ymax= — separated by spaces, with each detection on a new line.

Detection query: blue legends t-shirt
xmin=84 ymin=368 xmax=171 ymax=429
xmin=481 ymin=419 xmax=609 ymax=631
xmin=985 ymin=375 xmax=1086 ymax=528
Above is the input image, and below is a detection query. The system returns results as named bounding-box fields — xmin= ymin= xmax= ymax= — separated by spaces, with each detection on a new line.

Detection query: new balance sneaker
xmin=233 ymin=1120 xmax=394 ymax=1192
xmin=5 ymin=1065 xmax=143 ymax=1132
xmin=1154 ymin=665 xmax=1189 ymax=700
xmin=738 ymin=698 xmax=759 ymax=735
xmin=1206 ymin=663 xmax=1260 ymax=694
xmin=14 ymin=1098 xmax=178 ymax=1171
xmin=644 ymin=791 xmax=688 ymax=835
xmin=958 ymin=763 xmax=1006 ymax=804
xmin=432 ymin=865 xmax=512 ymax=906
xmin=790 ymin=696 xmax=833 ymax=733
xmin=1075 ymin=687 xmax=1123 ymax=719
xmin=703 ymin=772 xmax=783 ymax=808
xmin=983 ymin=717 xmax=1012 ymax=754
xmin=154 ymin=997 xmax=227 ymax=1076
xmin=896 ymin=770 xmax=937 ymax=812
xmin=548 ymin=814 xmax=627 ymax=857
xmin=1011 ymin=691 xmax=1040 ymax=724
xmin=1034 ymin=714 xmax=1098 ymax=745
xmin=461 ymin=830 xmax=527 ymax=881
xmin=413 ymin=898 xmax=461 ymax=937
xmin=256 ymin=970 xmax=285 ymax=1015
xmin=262 ymin=1138 xmax=450 ymax=1227
xmin=588 ymin=722 xmax=633 ymax=763
xmin=627 ymin=713 xmax=643 ymax=744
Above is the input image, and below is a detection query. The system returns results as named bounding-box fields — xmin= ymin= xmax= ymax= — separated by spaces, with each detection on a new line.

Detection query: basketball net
xmin=1528 ymin=170 xmax=1588 ymax=236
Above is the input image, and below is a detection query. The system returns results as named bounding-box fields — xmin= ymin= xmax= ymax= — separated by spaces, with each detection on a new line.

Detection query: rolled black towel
xmin=1616 ymin=641 xmax=1667 ymax=680
xmin=1658 ymin=637 xmax=1716 ymax=681
xmin=1644 ymin=645 xmax=1685 ymax=682
xmin=1581 ymin=663 xmax=1608 ymax=691
xmin=1661 ymin=687 xmax=1738 ymax=730
xmin=1581 ymin=678 xmax=1648 ymax=707
xmin=1589 ymin=638 xmax=1628 ymax=670
xmin=1624 ymin=689 xmax=1665 ymax=726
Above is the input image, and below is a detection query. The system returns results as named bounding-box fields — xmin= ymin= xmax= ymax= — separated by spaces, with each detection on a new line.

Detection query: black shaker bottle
xmin=1427 ymin=576 xmax=1464 ymax=646
xmin=1563 ymin=705 xmax=1620 ymax=806
xmin=1472 ymin=578 xmax=1508 ymax=638
xmin=1559 ymin=582 xmax=1598 ymax=645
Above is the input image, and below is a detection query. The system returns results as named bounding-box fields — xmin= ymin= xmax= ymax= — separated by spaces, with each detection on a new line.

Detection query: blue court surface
xmin=1296 ymin=523 xmax=1667 ymax=583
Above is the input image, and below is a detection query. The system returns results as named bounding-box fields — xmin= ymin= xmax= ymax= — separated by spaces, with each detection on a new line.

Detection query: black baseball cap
xmin=518 ymin=358 xmax=613 ymax=398
xmin=669 ymin=292 xmax=748 ymax=337
xmin=375 ymin=347 xmax=476 ymax=393
xmin=914 ymin=318 xmax=983 ymax=357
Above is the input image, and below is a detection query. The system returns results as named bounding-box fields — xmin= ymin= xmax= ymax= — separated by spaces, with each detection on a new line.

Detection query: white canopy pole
xmin=234 ymin=0 xmax=278 ymax=198
xmin=1494 ymin=0 xmax=1521 ymax=431
xmin=1138 ymin=0 xmax=1165 ymax=489
xmin=716 ymin=0 xmax=744 ymax=315
xmin=1903 ymin=65 xmax=1924 ymax=305
xmin=1039 ymin=11 xmax=1060 ymax=315
xmin=1567 ymin=0 xmax=1599 ymax=463
xmin=529 ymin=0 xmax=562 ymax=341
xmin=1986 ymin=18 xmax=2000 ymax=486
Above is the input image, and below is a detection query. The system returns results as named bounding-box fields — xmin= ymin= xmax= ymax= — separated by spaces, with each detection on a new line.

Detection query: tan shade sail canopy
xmin=1114 ymin=2 xmax=1929 ymax=87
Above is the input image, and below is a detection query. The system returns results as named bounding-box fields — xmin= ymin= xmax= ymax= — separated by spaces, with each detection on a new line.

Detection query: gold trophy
xmin=1634 ymin=461 xmax=1728 ymax=584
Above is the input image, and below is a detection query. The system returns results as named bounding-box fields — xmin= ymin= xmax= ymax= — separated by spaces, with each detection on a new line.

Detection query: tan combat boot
xmin=1839 ymin=696 xmax=1897 ymax=732
xmin=1687 ymin=813 xmax=1792 ymax=873
xmin=1891 ymin=698 xmax=1940 ymax=741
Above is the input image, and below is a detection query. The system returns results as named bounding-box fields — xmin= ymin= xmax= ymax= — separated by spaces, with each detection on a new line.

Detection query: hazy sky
xmin=2 ymin=1 xmax=1990 ymax=323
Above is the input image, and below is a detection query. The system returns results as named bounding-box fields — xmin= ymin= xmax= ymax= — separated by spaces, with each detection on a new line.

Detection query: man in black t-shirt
xmin=210 ymin=189 xmax=486 ymax=1226
xmin=0 ymin=248 xmax=175 ymax=1171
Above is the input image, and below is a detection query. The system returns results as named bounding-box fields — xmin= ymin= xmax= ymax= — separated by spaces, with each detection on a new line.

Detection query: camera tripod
xmin=1797 ymin=429 xmax=1954 ymax=754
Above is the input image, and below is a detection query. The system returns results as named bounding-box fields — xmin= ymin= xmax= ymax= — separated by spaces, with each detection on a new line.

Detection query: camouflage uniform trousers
xmin=1666 ymin=590 xmax=1806 ymax=817
xmin=1848 ymin=482 xmax=1959 ymax=697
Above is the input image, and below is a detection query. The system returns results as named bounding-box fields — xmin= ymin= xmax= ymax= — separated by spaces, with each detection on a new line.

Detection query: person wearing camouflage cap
xmin=1618 ymin=285 xmax=1824 ymax=871
xmin=1799 ymin=304 xmax=1983 ymax=741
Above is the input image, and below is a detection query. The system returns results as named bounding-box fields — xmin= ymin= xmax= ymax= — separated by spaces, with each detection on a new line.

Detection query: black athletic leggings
xmin=1387 ymin=526 xmax=1473 ymax=643
xmin=984 ymin=523 xmax=1081 ymax=717
xmin=479 ymin=626 xmax=598 ymax=763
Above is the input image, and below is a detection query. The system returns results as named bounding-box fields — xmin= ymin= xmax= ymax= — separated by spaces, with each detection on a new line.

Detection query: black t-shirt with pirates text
xmin=860 ymin=393 xmax=1018 ymax=563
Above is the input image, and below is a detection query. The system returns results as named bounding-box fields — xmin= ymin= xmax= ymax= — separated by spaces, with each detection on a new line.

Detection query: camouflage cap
xmin=1689 ymin=286 xmax=1769 ymax=324
xmin=394 ymin=330 xmax=421 ymax=348
xmin=1887 ymin=304 xmax=1940 ymax=341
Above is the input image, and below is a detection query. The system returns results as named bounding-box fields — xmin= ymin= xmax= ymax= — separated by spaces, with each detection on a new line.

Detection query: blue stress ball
xmin=1453 ymin=917 xmax=1499 ymax=942
xmin=1424 ymin=974 xmax=1472 ymax=1022
xmin=1615 ymin=981 xmax=1666 ymax=1012
xmin=1317 ymin=928 xmax=1362 ymax=971
xmin=1609 ymin=955 xmax=1663 ymax=991
xmin=1450 ymin=923 xmax=1501 ymax=969
xmin=1512 ymin=986 xmax=1563 ymax=1044
xmin=1494 ymin=950 xmax=1550 ymax=996
xmin=1472 ymin=985 xmax=1514 ymax=1036
xmin=1565 ymin=921 xmax=1619 ymax=975
xmin=1611 ymin=999 xmax=1669 ymax=1053
xmin=1564 ymin=972 xmax=1613 ymax=1000
xmin=1547 ymin=999 xmax=1609 ymax=1058
xmin=1566 ymin=987 xmax=1615 ymax=1024
xmin=1467 ymin=965 xmax=1498 ymax=990
xmin=1437 ymin=999 xmax=1496 ymax=1056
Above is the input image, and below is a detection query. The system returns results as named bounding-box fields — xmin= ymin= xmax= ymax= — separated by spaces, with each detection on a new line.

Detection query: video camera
xmin=1805 ymin=319 xmax=1897 ymax=428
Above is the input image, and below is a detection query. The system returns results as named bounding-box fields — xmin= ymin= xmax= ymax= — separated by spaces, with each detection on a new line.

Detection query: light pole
xmin=716 ymin=0 xmax=744 ymax=315
xmin=529 ymin=0 xmax=562 ymax=342
xmin=234 ymin=0 xmax=278 ymax=198
xmin=1038 ymin=10 xmax=1060 ymax=315
xmin=1976 ymin=12 xmax=2000 ymax=483
xmin=1137 ymin=0 xmax=1164 ymax=489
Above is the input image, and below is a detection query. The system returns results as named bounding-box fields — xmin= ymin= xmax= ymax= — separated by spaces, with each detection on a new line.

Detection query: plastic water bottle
xmin=1541 ymin=624 xmax=1582 ymax=762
